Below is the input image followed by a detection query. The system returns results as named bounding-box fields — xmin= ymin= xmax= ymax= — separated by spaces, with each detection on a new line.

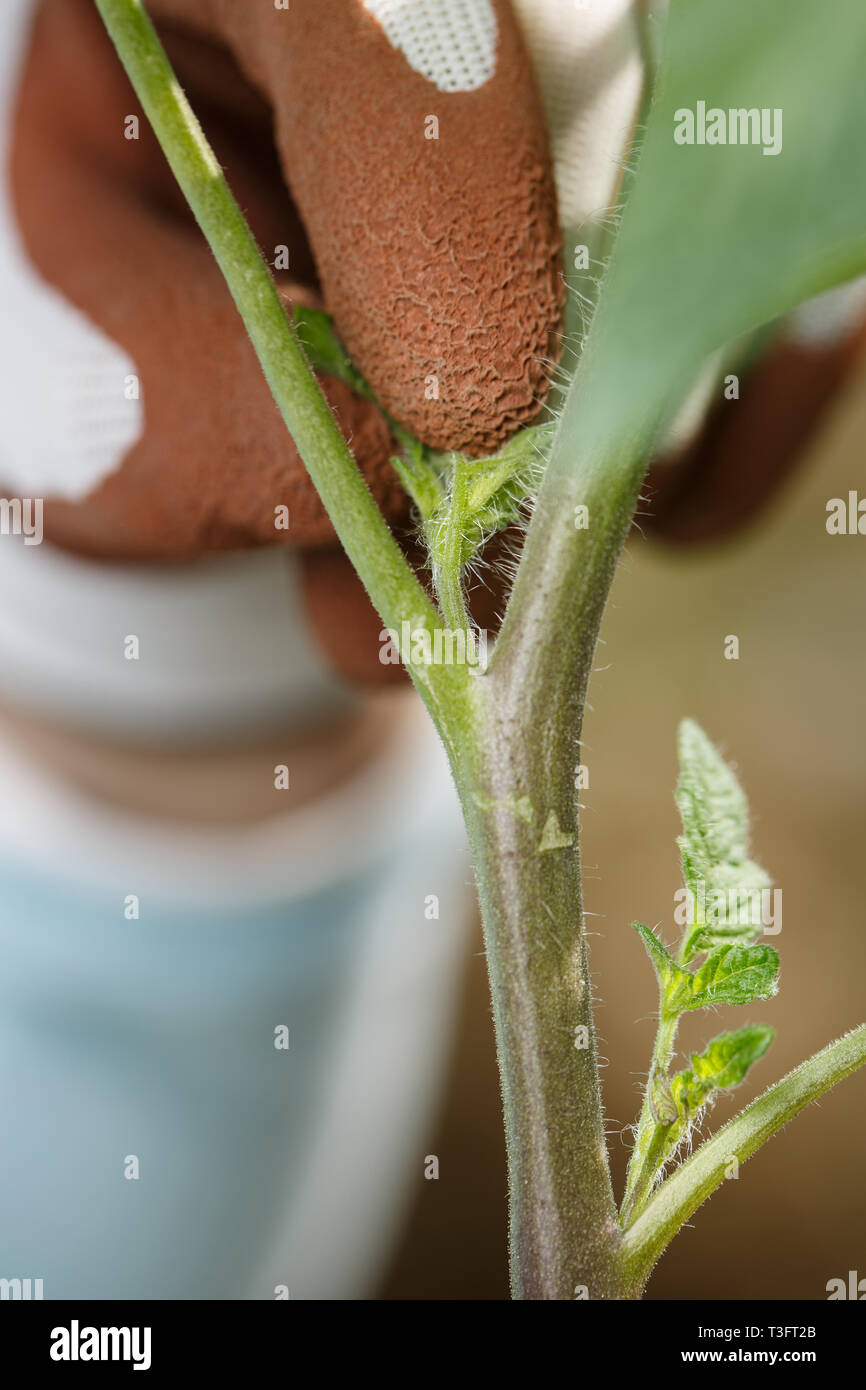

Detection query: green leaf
xmin=675 ymin=719 xmax=771 ymax=958
xmin=389 ymin=440 xmax=446 ymax=521
xmin=291 ymin=305 xmax=371 ymax=399
xmin=631 ymin=922 xmax=689 ymax=999
xmin=672 ymin=1025 xmax=775 ymax=1119
xmin=462 ymin=425 xmax=553 ymax=517
xmin=632 ymin=928 xmax=778 ymax=1018
xmin=688 ymin=1024 xmax=775 ymax=1094
xmin=577 ymin=0 xmax=866 ymax=460
xmin=672 ymin=943 xmax=780 ymax=1013
xmin=624 ymin=726 xmax=779 ymax=1223
xmin=645 ymin=1026 xmax=775 ymax=1189
xmin=676 ymin=719 xmax=754 ymax=886
xmin=426 ymin=424 xmax=552 ymax=572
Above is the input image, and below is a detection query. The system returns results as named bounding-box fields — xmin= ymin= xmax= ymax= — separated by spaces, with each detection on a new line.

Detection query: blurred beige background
xmin=382 ymin=353 xmax=866 ymax=1300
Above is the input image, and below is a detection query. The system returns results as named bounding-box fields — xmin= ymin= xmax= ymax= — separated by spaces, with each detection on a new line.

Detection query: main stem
xmin=460 ymin=715 xmax=627 ymax=1299
xmin=456 ymin=370 xmax=653 ymax=1297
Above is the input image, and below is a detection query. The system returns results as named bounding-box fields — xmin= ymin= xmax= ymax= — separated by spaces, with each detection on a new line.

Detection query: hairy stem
xmin=457 ymin=337 xmax=654 ymax=1294
xmin=622 ymin=1024 xmax=866 ymax=1289
xmin=435 ymin=456 xmax=471 ymax=633
xmin=96 ymin=0 xmax=866 ymax=1306
xmin=462 ymin=714 xmax=628 ymax=1299
xmin=621 ymin=1012 xmax=679 ymax=1222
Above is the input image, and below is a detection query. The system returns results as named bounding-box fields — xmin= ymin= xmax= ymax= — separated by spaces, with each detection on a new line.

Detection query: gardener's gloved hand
xmin=3 ymin=0 xmax=566 ymax=680
xmin=7 ymin=0 xmax=861 ymax=698
xmin=5 ymin=0 xmax=561 ymax=542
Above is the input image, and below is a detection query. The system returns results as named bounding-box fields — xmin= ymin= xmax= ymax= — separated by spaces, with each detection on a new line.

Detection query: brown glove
xmin=8 ymin=0 xmax=562 ymax=676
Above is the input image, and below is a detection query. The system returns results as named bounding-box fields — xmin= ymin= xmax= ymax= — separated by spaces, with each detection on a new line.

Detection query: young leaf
xmin=623 ymin=729 xmax=781 ymax=1224
xmin=688 ymin=1024 xmax=775 ymax=1095
xmin=672 ymin=1026 xmax=776 ymax=1120
xmin=464 ymin=425 xmax=552 ymax=512
xmin=644 ymin=1027 xmax=776 ymax=1189
xmin=677 ymin=719 xmax=755 ymax=883
xmin=631 ymin=922 xmax=690 ymax=1000
xmin=672 ymin=943 xmax=780 ymax=1013
xmin=675 ymin=719 xmax=771 ymax=958
xmin=426 ymin=424 xmax=552 ymax=572
xmin=681 ymin=873 xmax=772 ymax=957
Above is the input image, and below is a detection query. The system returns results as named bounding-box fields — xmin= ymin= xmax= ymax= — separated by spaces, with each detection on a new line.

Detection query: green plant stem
xmin=93 ymin=0 xmax=474 ymax=755
xmin=621 ymin=920 xmax=705 ymax=1221
xmin=622 ymin=1024 xmax=866 ymax=1290
xmin=96 ymin=0 xmax=643 ymax=1297
xmin=435 ymin=456 xmax=470 ymax=633
xmin=462 ymin=732 xmax=633 ymax=1299
xmin=94 ymin=0 xmax=866 ymax=1304
xmin=455 ymin=340 xmax=653 ymax=1296
xmin=471 ymin=86 xmax=661 ymax=1300
xmin=621 ymin=1012 xmax=679 ymax=1222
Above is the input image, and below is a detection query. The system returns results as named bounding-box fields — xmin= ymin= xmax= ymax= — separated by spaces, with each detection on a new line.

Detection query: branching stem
xmin=95 ymin=0 xmax=866 ymax=1304
xmin=436 ymin=455 xmax=471 ymax=633
xmin=622 ymin=1024 xmax=866 ymax=1289
xmin=621 ymin=1012 xmax=679 ymax=1223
